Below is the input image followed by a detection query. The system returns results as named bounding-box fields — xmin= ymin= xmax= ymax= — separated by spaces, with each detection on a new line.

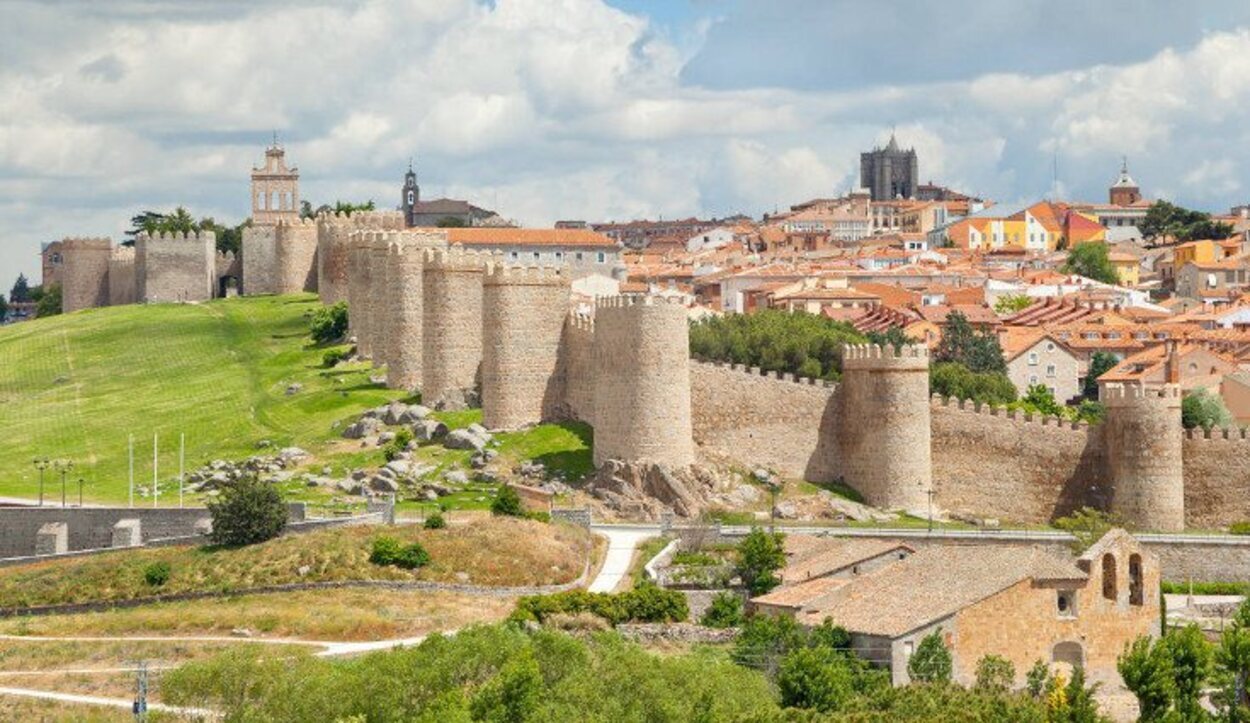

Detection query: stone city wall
xmin=1104 ymin=383 xmax=1185 ymax=532
xmin=554 ymin=314 xmax=597 ymax=424
xmin=61 ymin=238 xmax=113 ymax=312
xmin=273 ymin=218 xmax=318 ymax=295
xmin=107 ymin=246 xmax=137 ymax=306
xmin=689 ymin=361 xmax=837 ymax=481
xmin=135 ymin=231 xmax=216 ymax=303
xmin=1182 ymin=430 xmax=1250 ymax=530
xmin=0 ymin=507 xmax=211 ymax=559
xmin=929 ymin=398 xmax=1108 ymax=524
xmin=242 ymin=225 xmax=278 ymax=296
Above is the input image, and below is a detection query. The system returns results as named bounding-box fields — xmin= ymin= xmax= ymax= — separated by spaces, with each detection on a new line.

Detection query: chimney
xmin=1165 ymin=340 xmax=1181 ymax=385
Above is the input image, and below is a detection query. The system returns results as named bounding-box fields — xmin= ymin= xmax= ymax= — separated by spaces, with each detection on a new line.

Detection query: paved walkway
xmin=587 ymin=525 xmax=660 ymax=593
xmin=0 ymin=685 xmax=218 ymax=718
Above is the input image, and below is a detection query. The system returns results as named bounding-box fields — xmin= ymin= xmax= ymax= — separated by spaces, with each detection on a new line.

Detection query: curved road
xmin=587 ymin=524 xmax=660 ymax=593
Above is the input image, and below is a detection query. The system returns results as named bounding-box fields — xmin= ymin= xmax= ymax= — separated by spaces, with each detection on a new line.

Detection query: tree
xmin=469 ymin=649 xmax=543 ymax=723
xmin=206 ymin=474 xmax=289 ymax=547
xmin=865 ymin=325 xmax=911 ymax=351
xmin=1083 ymin=352 xmax=1118 ymax=399
xmin=1165 ymin=624 xmax=1215 ymax=721
xmin=974 ymin=654 xmax=1016 ymax=694
xmin=9 ymin=273 xmax=31 ymax=303
xmin=731 ymin=613 xmax=807 ymax=678
xmin=0 ymin=292 xmax=8 ymax=320
xmin=1026 ymin=660 xmax=1049 ymax=698
xmin=907 ymin=631 xmax=952 ymax=683
xmin=1062 ymin=242 xmax=1120 ymax=285
xmin=689 ymin=309 xmax=867 ymax=381
xmin=1012 ymin=384 xmax=1065 ymax=417
xmin=777 ymin=646 xmax=855 ymax=712
xmin=737 ymin=527 xmax=786 ymax=595
xmin=933 ymin=311 xmax=1006 ymax=374
xmin=491 ymin=485 xmax=525 ymax=517
xmin=1217 ymin=599 xmax=1250 ymax=721
xmin=436 ymin=216 xmax=467 ymax=228
xmin=1054 ymin=507 xmax=1123 ymax=552
xmin=35 ymin=284 xmax=61 ymax=318
xmin=1182 ymin=388 xmax=1233 ymax=430
xmin=198 ymin=216 xmax=245 ymax=256
xmin=331 ymin=200 xmax=376 ymax=216
xmin=299 ymin=200 xmax=315 ymax=219
xmin=309 ymin=302 xmax=349 ymax=345
xmin=1118 ymin=636 xmax=1175 ymax=722
xmin=994 ymin=294 xmax=1034 ymax=315
xmin=1141 ymin=200 xmax=1234 ymax=243
xmin=1063 ymin=666 xmax=1103 ymax=723
xmin=700 ymin=591 xmax=744 ymax=628
xmin=929 ymin=362 xmax=1017 ymax=406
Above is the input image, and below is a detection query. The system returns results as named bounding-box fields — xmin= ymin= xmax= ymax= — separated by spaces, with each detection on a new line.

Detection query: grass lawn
xmin=0 ymin=294 xmax=405 ymax=503
xmin=0 ymin=517 xmax=590 ymax=609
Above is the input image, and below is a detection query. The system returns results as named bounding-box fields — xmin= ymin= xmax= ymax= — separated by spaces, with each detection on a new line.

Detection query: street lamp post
xmin=32 ymin=457 xmax=49 ymax=507
xmin=53 ymin=459 xmax=74 ymax=508
xmin=926 ymin=487 xmax=935 ymax=534
xmin=77 ymin=477 xmax=85 ymax=507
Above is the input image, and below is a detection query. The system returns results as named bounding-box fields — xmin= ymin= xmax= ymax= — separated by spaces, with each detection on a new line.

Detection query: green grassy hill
xmin=0 ymin=294 xmax=403 ymax=502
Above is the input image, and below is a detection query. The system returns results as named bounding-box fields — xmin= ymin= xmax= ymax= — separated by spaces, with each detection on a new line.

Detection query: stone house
xmin=751 ymin=530 xmax=1159 ymax=687
xmin=446 ymin=228 xmax=623 ymax=280
xmin=1176 ymin=258 xmax=1250 ymax=303
xmin=1001 ymin=328 xmax=1082 ymax=401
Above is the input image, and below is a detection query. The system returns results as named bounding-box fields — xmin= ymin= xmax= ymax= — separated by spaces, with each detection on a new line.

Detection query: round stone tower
xmin=61 ymin=237 xmax=114 ymax=312
xmin=835 ymin=343 xmax=932 ymax=513
xmin=1102 ymin=382 xmax=1184 ymax=531
xmin=481 ymin=264 xmax=570 ymax=430
xmin=380 ymin=231 xmax=447 ymax=392
xmin=591 ymin=295 xmax=694 ymax=468
xmin=274 ymin=218 xmax=318 ymax=295
xmin=316 ymin=213 xmax=353 ymax=305
xmin=363 ymin=235 xmax=391 ymax=365
xmin=422 ymin=247 xmax=491 ymax=408
xmin=345 ymin=232 xmax=368 ymax=349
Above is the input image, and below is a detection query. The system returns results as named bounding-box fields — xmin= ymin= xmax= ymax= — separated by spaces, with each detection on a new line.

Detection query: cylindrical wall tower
xmin=345 ymin=232 xmax=367 ymax=348
xmin=316 ymin=214 xmax=353 ymax=305
xmin=1102 ymin=383 xmax=1184 ymax=532
xmin=481 ymin=264 xmax=570 ymax=429
xmin=835 ymin=344 xmax=932 ymax=512
xmin=274 ymin=218 xmax=318 ymax=294
xmin=61 ymin=238 xmax=114 ymax=312
xmin=381 ymin=231 xmax=447 ymax=391
xmin=591 ymin=295 xmax=694 ymax=468
xmin=357 ymin=235 xmax=389 ymax=362
xmin=422 ymin=247 xmax=490 ymax=408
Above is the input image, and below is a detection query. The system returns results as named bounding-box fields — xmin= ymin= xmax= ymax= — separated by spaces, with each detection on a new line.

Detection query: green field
xmin=0 ymin=294 xmax=405 ymax=502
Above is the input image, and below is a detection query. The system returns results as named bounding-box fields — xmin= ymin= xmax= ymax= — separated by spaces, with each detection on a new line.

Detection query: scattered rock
xmin=338 ymin=479 xmax=364 ymax=495
xmin=398 ymin=405 xmax=432 ymax=424
xmin=297 ymin=565 xmax=311 ymax=577
xmin=231 ymin=628 xmax=254 ymax=638
xmin=285 ymin=383 xmax=303 ymax=396
xmin=277 ymin=447 xmax=309 ymax=463
xmin=413 ymin=419 xmax=449 ymax=443
xmin=343 ymin=417 xmax=382 ymax=439
xmin=255 ymin=439 xmax=273 ymax=449
xmin=377 ymin=431 xmax=396 ymax=445
xmin=381 ymin=402 xmax=409 ymax=426
xmin=370 ymin=476 xmax=400 ymax=493
xmin=444 ymin=470 xmax=469 ymax=485
xmin=384 ymin=460 xmax=411 ymax=476
xmin=445 ymin=429 xmax=488 ymax=452
xmin=752 ymin=468 xmax=776 ymax=485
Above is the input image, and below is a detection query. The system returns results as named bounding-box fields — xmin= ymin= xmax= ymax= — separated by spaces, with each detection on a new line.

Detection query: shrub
xmin=1026 ymin=659 xmax=1049 ymax=698
xmin=1230 ymin=522 xmax=1250 ymax=536
xmin=929 ymin=362 xmax=1016 ymax=406
xmin=700 ymin=592 xmax=744 ymax=628
xmin=381 ymin=428 xmax=413 ymax=462
xmin=778 ymin=646 xmax=856 ymax=712
xmin=1182 ymin=387 xmax=1233 ymax=430
xmin=974 ymin=654 xmax=1015 ymax=694
xmin=907 ymin=631 xmax=952 ymax=683
xmin=143 ymin=561 xmax=171 ymax=587
xmin=737 ymin=527 xmax=786 ymax=595
xmin=369 ymin=536 xmax=430 ymax=570
xmin=310 ymin=302 xmax=349 ymax=345
xmin=322 ymin=348 xmax=349 ymax=368
xmin=688 ymin=309 xmax=867 ymax=381
xmin=1160 ymin=581 xmax=1249 ymax=595
xmin=491 ymin=485 xmax=525 ymax=517
xmin=1054 ymin=507 xmax=1123 ymax=552
xmin=731 ymin=614 xmax=807 ymax=676
xmin=524 ymin=510 xmax=550 ymax=523
xmin=423 ymin=511 xmax=447 ymax=529
xmin=206 ymin=474 xmax=288 ymax=547
xmin=511 ymin=584 xmax=687 ymax=626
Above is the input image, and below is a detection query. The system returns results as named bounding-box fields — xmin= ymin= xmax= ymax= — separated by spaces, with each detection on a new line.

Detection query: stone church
xmin=860 ymin=133 xmax=919 ymax=201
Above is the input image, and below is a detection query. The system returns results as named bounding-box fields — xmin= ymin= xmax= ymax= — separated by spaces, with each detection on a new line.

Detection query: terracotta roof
xmin=789 ymin=545 xmax=1086 ymax=637
xmin=999 ymin=327 xmax=1050 ymax=361
xmin=782 ymin=539 xmax=914 ymax=584
xmin=754 ymin=576 xmax=850 ymax=609
xmin=447 ymin=228 xmax=617 ymax=248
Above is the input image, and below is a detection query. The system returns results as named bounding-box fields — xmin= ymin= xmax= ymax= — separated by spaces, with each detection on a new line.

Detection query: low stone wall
xmin=616 ymin=621 xmax=739 ymax=645
xmin=0 ymin=507 xmax=212 ymax=558
xmin=552 ymin=508 xmax=592 ymax=527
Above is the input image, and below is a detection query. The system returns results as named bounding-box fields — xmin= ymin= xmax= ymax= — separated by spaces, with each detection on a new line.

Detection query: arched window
xmin=1053 ymin=641 xmax=1084 ymax=669
xmin=1129 ymin=554 xmax=1144 ymax=606
xmin=1102 ymin=554 xmax=1117 ymax=601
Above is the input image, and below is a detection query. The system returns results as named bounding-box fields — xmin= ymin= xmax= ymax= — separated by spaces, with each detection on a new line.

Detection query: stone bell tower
xmin=251 ymin=135 xmax=300 ymax=226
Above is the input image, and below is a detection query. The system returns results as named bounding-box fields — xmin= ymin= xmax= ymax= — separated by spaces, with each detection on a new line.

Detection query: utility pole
xmin=32 ymin=457 xmax=49 ymax=507
xmin=926 ymin=487 xmax=935 ymax=534
xmin=129 ymin=435 xmax=134 ymax=508
xmin=77 ymin=477 xmax=84 ymax=507
xmin=54 ymin=459 xmax=73 ymax=508
xmin=132 ymin=659 xmax=148 ymax=722
xmin=179 ymin=432 xmax=185 ymax=509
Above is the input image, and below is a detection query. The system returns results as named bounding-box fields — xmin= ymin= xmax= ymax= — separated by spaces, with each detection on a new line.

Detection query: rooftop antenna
xmin=272 ymin=130 xmax=278 ymax=148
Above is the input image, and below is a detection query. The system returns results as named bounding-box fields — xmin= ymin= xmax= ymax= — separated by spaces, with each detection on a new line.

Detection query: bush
xmin=206 ymin=474 xmax=288 ymax=547
xmin=491 ymin=485 xmax=525 ymax=517
xmin=381 ymin=428 xmax=413 ymax=462
xmin=700 ymin=592 xmax=744 ymax=628
xmin=737 ymin=527 xmax=787 ymax=595
xmin=1230 ymin=522 xmax=1250 ymax=536
xmin=511 ymin=583 xmax=687 ymax=626
xmin=778 ymin=646 xmax=855 ymax=712
xmin=143 ymin=561 xmax=171 ymax=587
xmin=929 ymin=362 xmax=1016 ymax=406
xmin=524 ymin=510 xmax=551 ymax=524
xmin=369 ymin=536 xmax=431 ymax=570
xmin=908 ymin=631 xmax=952 ymax=683
xmin=974 ymin=654 xmax=1015 ymax=694
xmin=731 ymin=614 xmax=807 ymax=676
xmin=1182 ymin=387 xmax=1233 ymax=430
xmin=1160 ymin=581 xmax=1249 ymax=595
xmin=1054 ymin=507 xmax=1123 ymax=552
xmin=423 ymin=511 xmax=447 ymax=529
xmin=310 ymin=302 xmax=349 ymax=345
xmin=322 ymin=348 xmax=349 ymax=368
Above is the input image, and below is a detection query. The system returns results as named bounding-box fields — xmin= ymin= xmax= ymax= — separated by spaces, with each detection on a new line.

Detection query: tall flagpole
xmin=153 ymin=433 xmax=159 ymax=508
xmin=179 ymin=433 xmax=185 ymax=509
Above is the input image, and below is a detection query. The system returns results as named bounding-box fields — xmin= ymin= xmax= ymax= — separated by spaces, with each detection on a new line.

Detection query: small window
xmin=1129 ymin=554 xmax=1144 ymax=606
xmin=532 ymin=251 xmax=541 ymax=261
xmin=554 ymin=251 xmax=563 ymax=261
xmin=903 ymin=640 xmax=915 ymax=658
xmin=1028 ymin=352 xmax=1039 ymax=366
xmin=1102 ymin=554 xmax=1118 ymax=601
xmin=1029 ymin=375 xmax=1039 ymax=385
xmin=575 ymin=252 xmax=584 ymax=261
xmin=1057 ymin=590 xmax=1077 ymax=618
xmin=597 ymin=252 xmax=607 ymax=263
xmin=1046 ymin=364 xmax=1056 ymax=377
xmin=1046 ymin=342 xmax=1055 ymax=352
xmin=509 ymin=251 xmax=519 ymax=261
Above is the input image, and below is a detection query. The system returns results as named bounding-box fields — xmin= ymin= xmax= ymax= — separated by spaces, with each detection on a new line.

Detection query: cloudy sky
xmin=3 ymin=0 xmax=1250 ymax=283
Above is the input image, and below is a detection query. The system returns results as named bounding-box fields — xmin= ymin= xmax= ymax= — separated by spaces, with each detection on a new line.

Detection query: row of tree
xmin=689 ymin=309 xmax=868 ymax=381
xmin=1140 ymin=200 xmax=1234 ymax=244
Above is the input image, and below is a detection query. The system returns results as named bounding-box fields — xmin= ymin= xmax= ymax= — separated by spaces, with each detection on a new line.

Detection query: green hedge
xmin=511 ymin=583 xmax=688 ymax=625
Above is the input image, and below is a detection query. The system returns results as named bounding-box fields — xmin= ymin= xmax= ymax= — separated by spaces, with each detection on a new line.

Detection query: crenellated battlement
xmin=423 ymin=245 xmax=496 ymax=271
xmin=274 ymin=217 xmax=317 ymax=229
xmin=566 ymin=312 xmax=595 ymax=334
xmin=841 ymin=342 xmax=930 ymax=372
xmin=690 ymin=358 xmax=836 ymax=388
xmin=594 ymin=294 xmax=686 ymax=310
xmin=110 ymin=246 xmax=135 ymax=262
xmin=1185 ymin=426 xmax=1250 ymax=441
xmin=929 ymin=393 xmax=1097 ymax=432
xmin=137 ymin=230 xmax=216 ymax=244
xmin=1102 ymin=382 xmax=1183 ymax=405
xmin=484 ymin=263 xmax=568 ymax=285
xmin=61 ymin=237 xmax=113 ymax=250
